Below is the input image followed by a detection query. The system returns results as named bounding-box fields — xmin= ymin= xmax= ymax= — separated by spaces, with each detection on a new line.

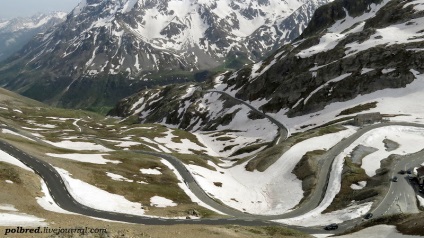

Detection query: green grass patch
xmin=215 ymin=136 xmax=234 ymax=141
xmin=171 ymin=129 xmax=203 ymax=147
xmin=230 ymin=143 xmax=269 ymax=157
xmin=75 ymin=151 xmax=194 ymax=206
xmin=220 ymin=144 xmax=237 ymax=152
xmin=0 ymin=162 xmax=22 ymax=184
xmin=324 ymin=157 xmax=370 ymax=212
xmin=171 ymin=153 xmax=217 ymax=171
xmin=337 ymin=102 xmax=378 ymax=116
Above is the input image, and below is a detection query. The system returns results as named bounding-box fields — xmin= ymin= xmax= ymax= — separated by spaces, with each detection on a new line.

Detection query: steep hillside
xmin=109 ymin=84 xmax=279 ymax=158
xmin=0 ymin=0 xmax=332 ymax=111
xmin=110 ymin=0 xmax=424 ymax=133
xmin=0 ymin=12 xmax=66 ymax=62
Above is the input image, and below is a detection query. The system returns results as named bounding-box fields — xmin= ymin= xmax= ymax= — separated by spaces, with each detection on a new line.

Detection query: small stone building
xmin=353 ymin=112 xmax=383 ymax=126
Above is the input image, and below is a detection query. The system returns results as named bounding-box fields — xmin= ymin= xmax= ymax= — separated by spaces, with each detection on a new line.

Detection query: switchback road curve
xmin=2 ymin=119 xmax=424 ymax=234
xmin=0 ymin=140 xmax=280 ymax=227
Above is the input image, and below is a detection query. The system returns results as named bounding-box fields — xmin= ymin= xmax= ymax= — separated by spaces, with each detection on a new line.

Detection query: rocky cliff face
xmin=0 ymin=0 xmax=331 ymax=110
xmin=110 ymin=0 xmax=424 ymax=132
xmin=223 ymin=0 xmax=424 ymax=118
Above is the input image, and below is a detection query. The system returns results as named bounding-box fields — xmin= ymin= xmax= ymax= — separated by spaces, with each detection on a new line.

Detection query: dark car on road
xmin=324 ymin=224 xmax=338 ymax=230
xmin=364 ymin=213 xmax=373 ymax=219
xmin=392 ymin=176 xmax=398 ymax=182
xmin=399 ymin=170 xmax=405 ymax=174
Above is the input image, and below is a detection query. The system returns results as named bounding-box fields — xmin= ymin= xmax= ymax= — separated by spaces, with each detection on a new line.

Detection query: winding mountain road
xmin=207 ymin=90 xmax=289 ymax=143
xmin=2 ymin=112 xmax=424 ymax=235
xmin=0 ymin=140 xmax=280 ymax=227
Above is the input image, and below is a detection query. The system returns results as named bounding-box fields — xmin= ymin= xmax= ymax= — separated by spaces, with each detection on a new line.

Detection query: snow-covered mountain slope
xmin=110 ymin=84 xmax=279 ymax=158
xmin=0 ymin=12 xmax=66 ymax=62
xmin=110 ymin=0 xmax=424 ymax=134
xmin=0 ymin=0 xmax=332 ymax=110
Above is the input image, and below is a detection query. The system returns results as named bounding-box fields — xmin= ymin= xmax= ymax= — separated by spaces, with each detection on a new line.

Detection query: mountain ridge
xmin=0 ymin=12 xmax=66 ymax=62
xmin=0 ymin=0 xmax=332 ymax=111
xmin=109 ymin=0 xmax=424 ymax=134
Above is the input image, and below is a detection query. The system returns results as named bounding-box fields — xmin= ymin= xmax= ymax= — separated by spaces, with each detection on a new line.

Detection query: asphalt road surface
xmin=0 ymin=140 xmax=283 ymax=227
xmin=207 ymin=90 xmax=289 ymax=141
xmin=371 ymin=150 xmax=424 ymax=217
xmin=2 ymin=116 xmax=424 ymax=235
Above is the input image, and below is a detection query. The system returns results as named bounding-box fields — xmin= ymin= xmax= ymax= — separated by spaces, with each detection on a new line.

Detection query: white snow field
xmin=417 ymin=195 xmax=424 ymax=208
xmin=1 ymin=129 xmax=35 ymax=141
xmin=36 ymin=180 xmax=75 ymax=214
xmin=0 ymin=212 xmax=47 ymax=227
xmin=279 ymin=202 xmax=372 ymax=227
xmin=275 ymin=143 xmax=371 ymax=226
xmin=350 ymin=181 xmax=367 ymax=190
xmin=150 ymin=196 xmax=177 ymax=208
xmin=160 ymin=159 xmax=224 ymax=214
xmin=187 ymin=128 xmax=356 ymax=215
xmin=153 ymin=90 xmax=279 ymax=158
xmin=341 ymin=126 xmax=424 ymax=177
xmin=140 ymin=168 xmax=162 ymax=175
xmin=278 ymin=124 xmax=424 ymax=226
xmin=55 ymin=167 xmax=145 ymax=216
xmin=270 ymin=70 xmax=424 ymax=132
xmin=194 ymin=112 xmax=277 ymax=158
xmin=0 ymin=150 xmax=33 ymax=172
xmin=106 ymin=172 xmax=134 ymax=182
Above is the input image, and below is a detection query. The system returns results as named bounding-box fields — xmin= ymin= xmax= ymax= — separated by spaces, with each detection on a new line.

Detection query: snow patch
xmin=36 ymin=180 xmax=74 ymax=214
xmin=188 ymin=128 xmax=356 ymax=215
xmin=150 ymin=196 xmax=177 ymax=208
xmin=0 ymin=213 xmax=47 ymax=227
xmin=160 ymin=159 xmax=224 ymax=214
xmin=304 ymin=73 xmax=352 ymax=105
xmin=55 ymin=167 xmax=145 ymax=216
xmin=106 ymin=172 xmax=133 ymax=182
xmin=1 ymin=129 xmax=35 ymax=141
xmin=297 ymin=33 xmax=345 ymax=58
xmin=350 ymin=181 xmax=367 ymax=190
xmin=0 ymin=204 xmax=18 ymax=212
xmin=140 ymin=168 xmax=162 ymax=175
xmin=278 ymin=202 xmax=372 ymax=227
xmin=0 ymin=150 xmax=33 ymax=172
xmin=417 ymin=195 xmax=424 ymax=207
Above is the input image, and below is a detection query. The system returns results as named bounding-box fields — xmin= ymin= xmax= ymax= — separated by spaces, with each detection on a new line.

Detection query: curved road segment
xmin=2 ymin=115 xmax=424 ymax=234
xmin=0 ymin=140 xmax=278 ymax=227
xmin=207 ymin=90 xmax=289 ymax=142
